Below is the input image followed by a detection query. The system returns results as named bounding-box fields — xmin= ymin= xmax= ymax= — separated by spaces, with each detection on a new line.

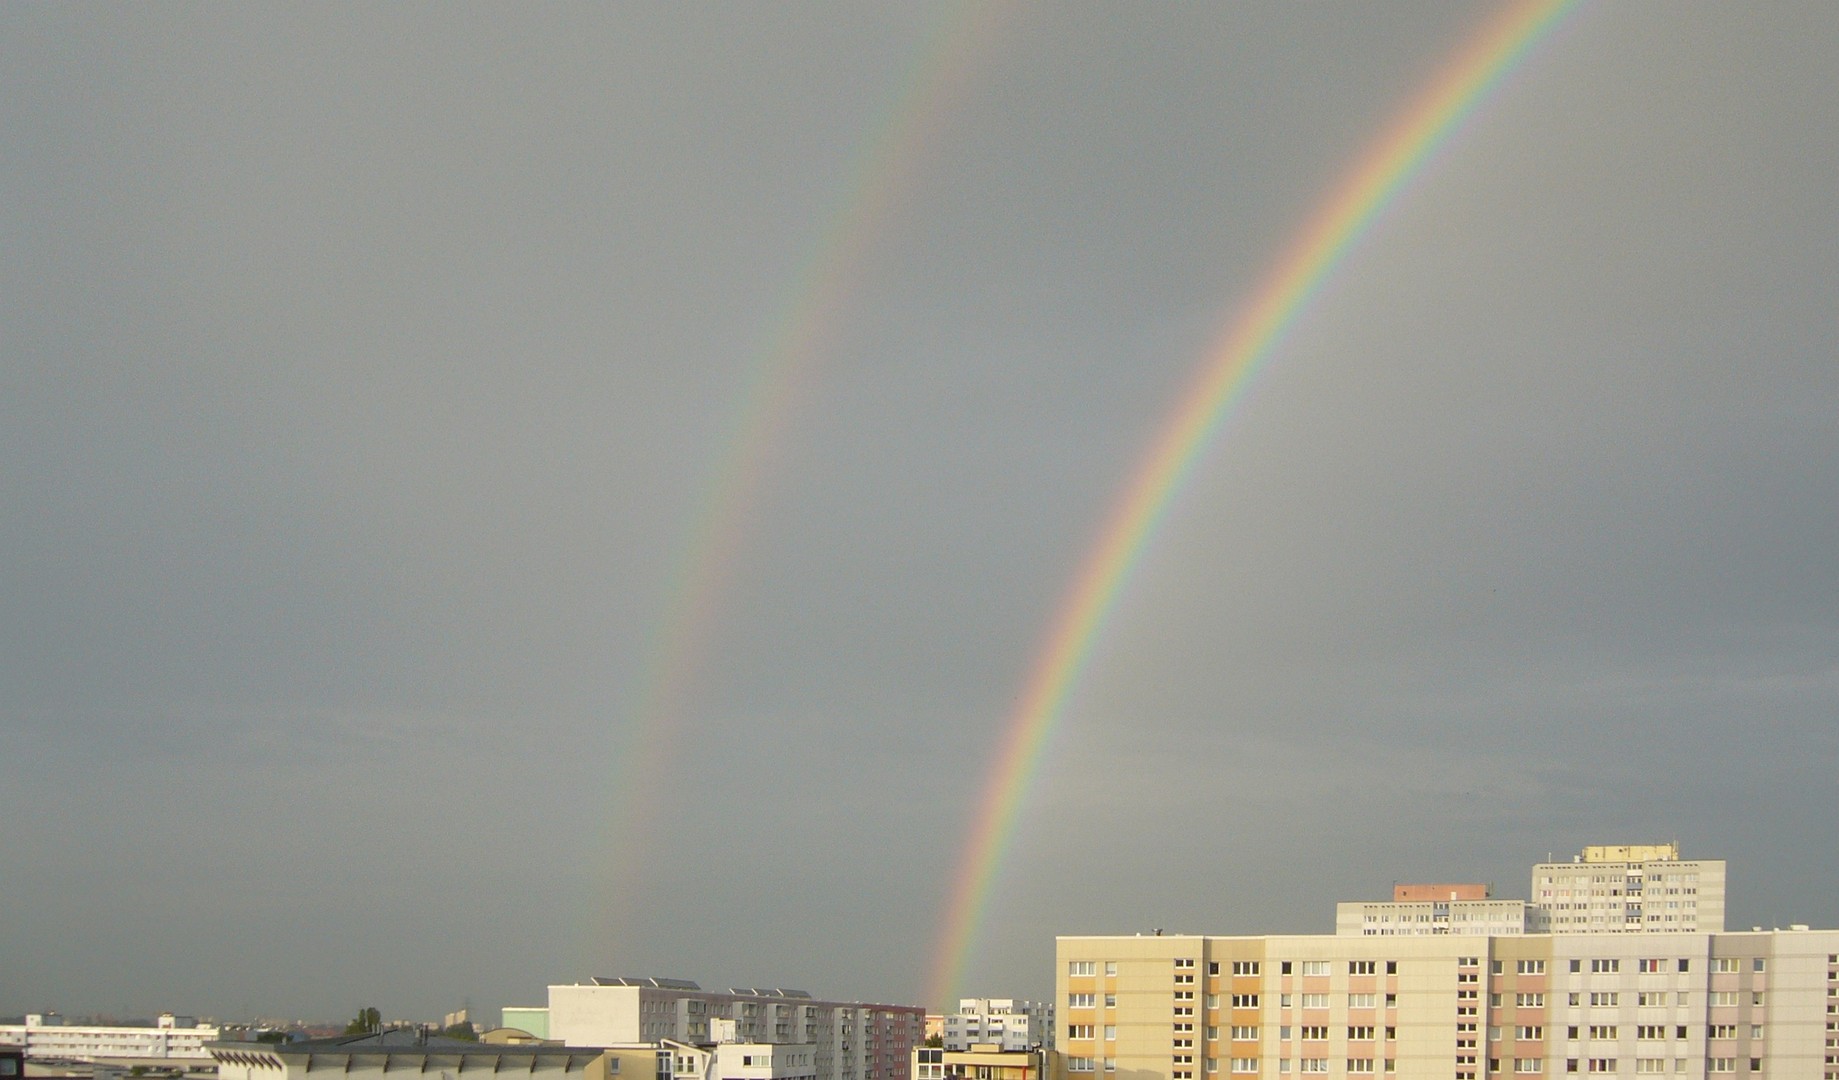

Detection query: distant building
xmin=1336 ymin=883 xmax=1533 ymax=937
xmin=545 ymin=976 xmax=923 ymax=1080
xmin=1528 ymin=843 xmax=1726 ymax=933
xmin=0 ymin=1013 xmax=220 ymax=1063
xmin=1336 ymin=843 xmax=1728 ymax=937
xmin=941 ymin=1001 xmax=1053 ymax=1052
xmin=503 ymin=1006 xmax=552 ymax=1040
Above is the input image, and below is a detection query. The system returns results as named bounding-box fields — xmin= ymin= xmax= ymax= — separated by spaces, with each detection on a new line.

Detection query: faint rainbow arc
xmin=927 ymin=0 xmax=1582 ymax=1008
xmin=598 ymin=4 xmax=1005 ymax=957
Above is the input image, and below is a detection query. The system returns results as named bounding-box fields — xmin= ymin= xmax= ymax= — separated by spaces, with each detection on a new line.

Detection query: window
xmin=1586 ymin=1061 xmax=1616 ymax=1074
xmin=1516 ymin=994 xmax=1545 ymax=1008
xmin=1350 ymin=961 xmax=1376 ymax=976
xmin=1587 ymin=1027 xmax=1616 ymax=1040
xmin=1280 ymin=962 xmax=1293 ymax=975
xmin=1176 ymin=992 xmax=1195 ymax=1002
xmin=1106 ymin=994 xmax=1117 ymax=1008
xmin=1070 ymin=994 xmax=1096 ymax=1008
xmin=1301 ymin=962 xmax=1330 ymax=977
xmin=1638 ymin=959 xmax=1664 ymax=974
xmin=1230 ymin=1027 xmax=1258 ymax=1041
xmin=1176 ymin=974 xmax=1196 ymax=985
xmin=1636 ymin=993 xmax=1664 ymax=1007
xmin=1209 ymin=962 xmax=1221 ymax=976
xmin=1298 ymin=1027 xmax=1328 ymax=1041
xmin=1677 ymin=960 xmax=1689 ymax=973
xmin=1175 ymin=1023 xmax=1194 ymax=1033
xmin=1348 ymin=1027 xmax=1375 ymax=1041
xmin=1107 ymin=962 xmax=1118 ymax=976
xmin=1205 ymin=995 xmax=1219 ymax=1009
xmin=1348 ymin=994 xmax=1376 ymax=1009
xmin=1071 ymin=962 xmax=1096 ymax=976
xmin=1301 ymin=995 xmax=1329 ymax=1010
xmin=1518 ymin=961 xmax=1546 ymax=975
xmin=1635 ymin=1026 xmax=1666 ymax=1040
xmin=1233 ymin=962 xmax=1260 ymax=977
xmin=1714 ymin=959 xmax=1739 ymax=974
xmin=1491 ymin=961 xmax=1505 ymax=975
xmin=1231 ymin=995 xmax=1260 ymax=1009
xmin=1105 ymin=1026 xmax=1116 ymax=1041
xmin=1515 ymin=1061 xmax=1542 ymax=1074
xmin=1589 ymin=993 xmax=1619 ymax=1007
xmin=1591 ymin=960 xmax=1619 ymax=974
xmin=1068 ymin=1059 xmax=1094 ymax=1073
xmin=1753 ymin=958 xmax=1766 ymax=973
xmin=1299 ymin=1062 xmax=1328 ymax=1074
xmin=1710 ymin=992 xmax=1739 ymax=1007
xmin=1069 ymin=1025 xmax=1095 ymax=1040
xmin=1230 ymin=1062 xmax=1257 ymax=1074
xmin=1346 ymin=1060 xmax=1374 ymax=1074
xmin=1708 ymin=1025 xmax=1737 ymax=1040
xmin=1177 ymin=959 xmax=1196 ymax=969
xmin=1708 ymin=1060 xmax=1734 ymax=1074
xmin=1517 ymin=1028 xmax=1544 ymax=1041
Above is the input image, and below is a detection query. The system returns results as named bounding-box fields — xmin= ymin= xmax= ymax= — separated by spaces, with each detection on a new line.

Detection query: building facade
xmin=1335 ymin=845 xmax=1728 ymax=939
xmin=1529 ymin=845 xmax=1726 ymax=934
xmin=545 ymin=977 xmax=924 ymax=1080
xmin=0 ymin=1013 xmax=220 ymax=1062
xmin=1057 ymin=927 xmax=1838 ymax=1080
xmin=943 ymin=1000 xmax=1055 ymax=1051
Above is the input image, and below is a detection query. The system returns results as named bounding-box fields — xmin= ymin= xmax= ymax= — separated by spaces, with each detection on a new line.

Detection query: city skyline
xmin=3 ymin=3 xmax=1836 ymax=1022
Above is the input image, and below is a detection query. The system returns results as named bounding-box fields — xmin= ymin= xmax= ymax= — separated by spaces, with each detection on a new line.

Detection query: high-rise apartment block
xmin=1336 ymin=845 xmax=1726 ymax=938
xmin=1059 ymin=846 xmax=1834 ymax=1079
xmin=1529 ymin=845 xmax=1725 ymax=934
xmin=943 ymin=1000 xmax=1055 ymax=1051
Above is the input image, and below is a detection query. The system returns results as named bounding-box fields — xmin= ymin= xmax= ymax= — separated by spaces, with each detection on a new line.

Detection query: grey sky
xmin=2 ymin=3 xmax=1835 ymax=1024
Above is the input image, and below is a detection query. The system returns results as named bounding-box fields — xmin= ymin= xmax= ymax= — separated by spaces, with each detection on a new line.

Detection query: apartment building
xmin=1529 ymin=845 xmax=1726 ymax=934
xmin=1337 ymin=884 xmax=1533 ymax=938
xmin=544 ymin=977 xmax=923 ymax=1080
xmin=1057 ymin=927 xmax=1839 ymax=1079
xmin=944 ymin=1000 xmax=1055 ymax=1051
xmin=0 ymin=1013 xmax=220 ymax=1062
xmin=1337 ymin=846 xmax=1726 ymax=938
xmin=1057 ymin=848 xmax=1829 ymax=1079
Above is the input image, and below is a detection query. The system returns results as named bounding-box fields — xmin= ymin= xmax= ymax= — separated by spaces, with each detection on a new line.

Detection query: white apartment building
xmin=1336 ymin=845 xmax=1727 ymax=938
xmin=546 ymin=977 xmax=923 ymax=1080
xmin=0 ymin=1013 xmax=219 ymax=1062
xmin=943 ymin=999 xmax=1055 ymax=1051
xmin=1530 ymin=845 xmax=1726 ymax=934
xmin=1337 ymin=884 xmax=1533 ymax=938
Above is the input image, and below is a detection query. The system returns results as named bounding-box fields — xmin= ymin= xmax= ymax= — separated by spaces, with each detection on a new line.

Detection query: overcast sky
xmin=3 ymin=2 xmax=1836 ymax=1025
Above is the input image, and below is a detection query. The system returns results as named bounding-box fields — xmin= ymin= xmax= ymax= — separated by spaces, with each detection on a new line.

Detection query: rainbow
xmin=597 ymin=4 xmax=1006 ymax=958
xmin=926 ymin=0 xmax=1582 ymax=1007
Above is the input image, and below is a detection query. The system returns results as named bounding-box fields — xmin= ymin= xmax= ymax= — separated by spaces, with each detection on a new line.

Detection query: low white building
xmin=0 ymin=1013 xmax=219 ymax=1062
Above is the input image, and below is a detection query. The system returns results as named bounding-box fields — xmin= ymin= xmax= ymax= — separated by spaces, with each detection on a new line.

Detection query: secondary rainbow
xmin=597 ymin=5 xmax=1005 ymax=957
xmin=927 ymin=0 xmax=1582 ymax=1007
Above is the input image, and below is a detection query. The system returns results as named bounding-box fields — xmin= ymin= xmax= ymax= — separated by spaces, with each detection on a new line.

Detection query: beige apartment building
xmin=1057 ymin=928 xmax=1838 ymax=1079
xmin=1056 ymin=848 xmax=1831 ymax=1080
